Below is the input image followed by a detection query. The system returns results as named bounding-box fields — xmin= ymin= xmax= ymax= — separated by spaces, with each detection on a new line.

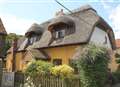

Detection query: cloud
xmin=109 ymin=5 xmax=120 ymax=39
xmin=100 ymin=0 xmax=112 ymax=9
xmin=100 ymin=0 xmax=120 ymax=39
xmin=0 ymin=13 xmax=37 ymax=35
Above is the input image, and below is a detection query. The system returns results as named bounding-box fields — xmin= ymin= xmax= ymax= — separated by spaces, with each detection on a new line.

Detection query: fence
xmin=14 ymin=72 xmax=81 ymax=87
xmin=0 ymin=60 xmax=3 ymax=86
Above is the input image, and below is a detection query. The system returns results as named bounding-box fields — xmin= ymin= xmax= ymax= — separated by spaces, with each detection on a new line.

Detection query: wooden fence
xmin=0 ymin=60 xmax=3 ymax=86
xmin=14 ymin=72 xmax=81 ymax=87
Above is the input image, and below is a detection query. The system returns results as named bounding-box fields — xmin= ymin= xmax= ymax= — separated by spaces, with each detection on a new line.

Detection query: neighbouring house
xmin=6 ymin=5 xmax=116 ymax=72
xmin=0 ymin=18 xmax=7 ymax=58
xmin=0 ymin=18 xmax=7 ymax=85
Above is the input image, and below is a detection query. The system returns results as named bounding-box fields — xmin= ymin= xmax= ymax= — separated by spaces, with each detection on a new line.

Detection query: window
xmin=28 ymin=35 xmax=39 ymax=45
xmin=51 ymin=23 xmax=75 ymax=39
xmin=55 ymin=29 xmax=65 ymax=39
xmin=53 ymin=59 xmax=62 ymax=65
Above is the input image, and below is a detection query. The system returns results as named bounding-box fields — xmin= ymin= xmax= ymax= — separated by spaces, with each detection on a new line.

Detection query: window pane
xmin=53 ymin=59 xmax=62 ymax=65
xmin=55 ymin=29 xmax=65 ymax=39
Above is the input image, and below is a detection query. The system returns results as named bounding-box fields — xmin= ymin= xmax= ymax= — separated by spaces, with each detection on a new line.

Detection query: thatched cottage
xmin=0 ymin=18 xmax=7 ymax=58
xmin=6 ymin=5 xmax=116 ymax=72
xmin=0 ymin=18 xmax=7 ymax=85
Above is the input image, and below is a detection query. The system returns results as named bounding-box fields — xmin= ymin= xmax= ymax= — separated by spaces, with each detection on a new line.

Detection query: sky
xmin=0 ymin=0 xmax=120 ymax=39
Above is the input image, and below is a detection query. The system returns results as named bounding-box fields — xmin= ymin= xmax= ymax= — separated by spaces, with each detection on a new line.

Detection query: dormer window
xmin=48 ymin=16 xmax=75 ymax=40
xmin=51 ymin=24 xmax=67 ymax=40
xmin=28 ymin=36 xmax=37 ymax=45
xmin=55 ymin=29 xmax=65 ymax=39
xmin=25 ymin=23 xmax=44 ymax=45
xmin=27 ymin=35 xmax=40 ymax=45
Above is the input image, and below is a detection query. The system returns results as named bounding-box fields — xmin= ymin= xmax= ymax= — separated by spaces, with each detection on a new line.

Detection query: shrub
xmin=76 ymin=45 xmax=110 ymax=87
xmin=50 ymin=64 xmax=74 ymax=78
xmin=25 ymin=60 xmax=53 ymax=87
xmin=25 ymin=60 xmax=53 ymax=77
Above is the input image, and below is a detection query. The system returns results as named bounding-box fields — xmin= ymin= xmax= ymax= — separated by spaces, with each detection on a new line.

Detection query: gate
xmin=1 ymin=72 xmax=24 ymax=87
xmin=14 ymin=72 xmax=24 ymax=87
xmin=1 ymin=72 xmax=14 ymax=87
xmin=0 ymin=60 xmax=3 ymax=86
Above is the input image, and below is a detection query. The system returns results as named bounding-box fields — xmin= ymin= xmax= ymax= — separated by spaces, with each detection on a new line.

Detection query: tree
xmin=76 ymin=45 xmax=110 ymax=87
xmin=4 ymin=33 xmax=23 ymax=55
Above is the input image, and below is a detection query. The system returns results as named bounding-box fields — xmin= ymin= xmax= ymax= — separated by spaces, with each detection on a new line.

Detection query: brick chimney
xmin=55 ymin=9 xmax=65 ymax=17
xmin=12 ymin=38 xmax=18 ymax=71
xmin=12 ymin=39 xmax=18 ymax=51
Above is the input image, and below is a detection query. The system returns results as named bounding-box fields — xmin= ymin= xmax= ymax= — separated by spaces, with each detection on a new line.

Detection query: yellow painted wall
xmin=6 ymin=53 xmax=13 ymax=72
xmin=22 ymin=51 xmax=35 ymax=70
xmin=15 ymin=52 xmax=25 ymax=71
xmin=44 ymin=45 xmax=80 ymax=64
xmin=108 ymin=53 xmax=119 ymax=72
xmin=6 ymin=45 xmax=118 ymax=72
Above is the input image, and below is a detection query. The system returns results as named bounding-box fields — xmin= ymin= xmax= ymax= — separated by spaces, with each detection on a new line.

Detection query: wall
xmin=6 ymin=53 xmax=13 ymax=72
xmin=44 ymin=45 xmax=80 ymax=64
xmin=109 ymin=55 xmax=119 ymax=72
xmin=15 ymin=52 xmax=25 ymax=71
xmin=90 ymin=27 xmax=112 ymax=49
xmin=22 ymin=51 xmax=35 ymax=70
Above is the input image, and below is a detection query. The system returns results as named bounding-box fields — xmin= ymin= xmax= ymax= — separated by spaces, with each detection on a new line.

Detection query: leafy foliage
xmin=25 ymin=60 xmax=53 ymax=77
xmin=50 ymin=64 xmax=74 ymax=78
xmin=76 ymin=45 xmax=110 ymax=87
xmin=6 ymin=33 xmax=23 ymax=42
xmin=25 ymin=60 xmax=53 ymax=87
xmin=4 ymin=33 xmax=23 ymax=54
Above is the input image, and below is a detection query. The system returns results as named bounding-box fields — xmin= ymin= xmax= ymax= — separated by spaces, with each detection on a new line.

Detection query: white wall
xmin=90 ymin=27 xmax=112 ymax=49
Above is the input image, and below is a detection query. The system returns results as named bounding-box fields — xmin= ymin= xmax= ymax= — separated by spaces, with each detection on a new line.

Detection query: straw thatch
xmin=27 ymin=49 xmax=50 ymax=60
xmin=48 ymin=15 xmax=75 ymax=30
xmin=25 ymin=23 xmax=44 ymax=37
xmin=18 ymin=5 xmax=116 ymax=51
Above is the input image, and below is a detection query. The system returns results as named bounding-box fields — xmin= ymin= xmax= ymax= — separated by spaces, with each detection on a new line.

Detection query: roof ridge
xmin=0 ymin=18 xmax=7 ymax=35
xmin=66 ymin=4 xmax=97 ymax=15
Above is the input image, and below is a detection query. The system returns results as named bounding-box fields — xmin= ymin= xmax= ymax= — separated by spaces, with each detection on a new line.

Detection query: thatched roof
xmin=27 ymin=49 xmax=50 ymax=60
xmin=25 ymin=23 xmax=44 ymax=37
xmin=18 ymin=5 xmax=116 ymax=51
xmin=48 ymin=15 xmax=75 ymax=31
xmin=0 ymin=18 xmax=7 ymax=35
xmin=18 ymin=38 xmax=28 ymax=51
xmin=27 ymin=31 xmax=52 ymax=49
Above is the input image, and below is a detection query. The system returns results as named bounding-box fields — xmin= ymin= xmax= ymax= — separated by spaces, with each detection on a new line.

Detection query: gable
xmin=90 ymin=27 xmax=112 ymax=49
xmin=23 ymin=51 xmax=34 ymax=63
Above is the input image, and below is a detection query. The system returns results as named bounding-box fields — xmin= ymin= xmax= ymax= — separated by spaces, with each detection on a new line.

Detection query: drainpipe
xmin=12 ymin=39 xmax=17 ymax=72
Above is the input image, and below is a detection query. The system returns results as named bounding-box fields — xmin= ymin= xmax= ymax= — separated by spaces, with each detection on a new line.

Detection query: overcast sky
xmin=0 ymin=0 xmax=120 ymax=39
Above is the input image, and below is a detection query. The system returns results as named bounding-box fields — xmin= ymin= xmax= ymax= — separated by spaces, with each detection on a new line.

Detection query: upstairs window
xmin=27 ymin=34 xmax=40 ymax=45
xmin=49 ymin=22 xmax=75 ymax=40
xmin=52 ymin=24 xmax=67 ymax=40
xmin=55 ymin=29 xmax=65 ymax=39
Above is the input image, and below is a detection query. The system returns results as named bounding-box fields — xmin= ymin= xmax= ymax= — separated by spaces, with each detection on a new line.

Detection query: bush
xmin=50 ymin=64 xmax=74 ymax=78
xmin=76 ymin=45 xmax=110 ymax=87
xmin=25 ymin=60 xmax=53 ymax=77
xmin=25 ymin=60 xmax=53 ymax=87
